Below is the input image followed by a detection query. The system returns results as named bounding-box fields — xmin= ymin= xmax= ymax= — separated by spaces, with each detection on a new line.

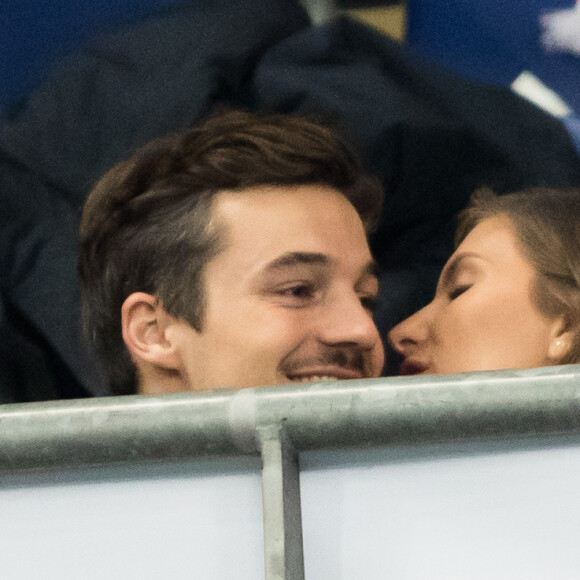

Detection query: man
xmin=79 ymin=110 xmax=385 ymax=395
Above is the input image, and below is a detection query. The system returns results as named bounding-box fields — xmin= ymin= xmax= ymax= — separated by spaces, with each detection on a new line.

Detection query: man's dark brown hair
xmin=79 ymin=109 xmax=384 ymax=395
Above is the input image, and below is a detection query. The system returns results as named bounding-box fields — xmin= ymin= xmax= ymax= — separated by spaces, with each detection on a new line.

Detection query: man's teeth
xmin=295 ymin=375 xmax=339 ymax=383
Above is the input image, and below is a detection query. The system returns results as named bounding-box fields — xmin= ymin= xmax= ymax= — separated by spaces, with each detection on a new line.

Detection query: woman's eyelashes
xmin=438 ymin=256 xmax=479 ymax=303
xmin=448 ymin=283 xmax=472 ymax=301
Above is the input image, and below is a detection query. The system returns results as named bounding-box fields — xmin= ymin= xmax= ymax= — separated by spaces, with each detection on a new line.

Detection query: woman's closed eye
xmin=448 ymin=284 xmax=471 ymax=301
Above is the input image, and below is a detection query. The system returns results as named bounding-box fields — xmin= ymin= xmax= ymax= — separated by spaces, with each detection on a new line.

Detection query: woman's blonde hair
xmin=456 ymin=187 xmax=580 ymax=364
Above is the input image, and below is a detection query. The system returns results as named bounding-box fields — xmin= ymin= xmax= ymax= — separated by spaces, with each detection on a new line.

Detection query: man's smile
xmin=284 ymin=365 xmax=366 ymax=383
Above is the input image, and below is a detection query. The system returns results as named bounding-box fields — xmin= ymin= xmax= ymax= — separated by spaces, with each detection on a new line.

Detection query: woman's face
xmin=388 ymin=216 xmax=567 ymax=375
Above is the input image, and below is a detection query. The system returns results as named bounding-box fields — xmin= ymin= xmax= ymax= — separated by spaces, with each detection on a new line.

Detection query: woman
xmin=388 ymin=187 xmax=580 ymax=375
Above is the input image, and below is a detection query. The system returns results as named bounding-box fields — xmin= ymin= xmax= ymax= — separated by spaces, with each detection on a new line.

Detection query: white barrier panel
xmin=0 ymin=459 xmax=264 ymax=580
xmin=4 ymin=439 xmax=580 ymax=579
xmin=302 ymin=437 xmax=580 ymax=579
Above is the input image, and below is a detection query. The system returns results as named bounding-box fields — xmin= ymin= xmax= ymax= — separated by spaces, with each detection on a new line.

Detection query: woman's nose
xmin=388 ymin=305 xmax=431 ymax=355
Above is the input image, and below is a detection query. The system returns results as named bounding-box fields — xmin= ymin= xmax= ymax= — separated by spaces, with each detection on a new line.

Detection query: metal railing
xmin=2 ymin=364 xmax=580 ymax=579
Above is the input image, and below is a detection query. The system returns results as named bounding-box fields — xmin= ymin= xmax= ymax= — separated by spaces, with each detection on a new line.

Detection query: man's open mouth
xmin=285 ymin=367 xmax=364 ymax=383
xmin=289 ymin=375 xmax=342 ymax=383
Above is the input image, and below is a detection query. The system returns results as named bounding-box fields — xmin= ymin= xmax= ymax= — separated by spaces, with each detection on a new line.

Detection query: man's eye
xmin=276 ymin=283 xmax=317 ymax=301
xmin=360 ymin=295 xmax=378 ymax=312
xmin=449 ymin=285 xmax=471 ymax=300
xmin=286 ymin=285 xmax=314 ymax=298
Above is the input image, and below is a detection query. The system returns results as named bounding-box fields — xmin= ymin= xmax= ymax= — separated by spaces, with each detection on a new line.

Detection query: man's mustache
xmin=279 ymin=347 xmax=366 ymax=377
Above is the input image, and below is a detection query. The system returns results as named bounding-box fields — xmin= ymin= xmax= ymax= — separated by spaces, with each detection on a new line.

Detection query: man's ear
xmin=121 ymin=292 xmax=182 ymax=371
xmin=548 ymin=316 xmax=576 ymax=363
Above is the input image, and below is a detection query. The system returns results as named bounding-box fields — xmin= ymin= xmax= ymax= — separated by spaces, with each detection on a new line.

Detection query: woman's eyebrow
xmin=438 ymin=252 xmax=476 ymax=289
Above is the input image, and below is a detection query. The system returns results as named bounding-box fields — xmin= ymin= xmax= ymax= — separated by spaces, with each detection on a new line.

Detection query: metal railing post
xmin=259 ymin=424 xmax=305 ymax=580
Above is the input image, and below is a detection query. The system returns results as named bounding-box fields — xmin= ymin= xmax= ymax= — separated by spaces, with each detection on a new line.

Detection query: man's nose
xmin=318 ymin=292 xmax=382 ymax=351
xmin=387 ymin=305 xmax=430 ymax=355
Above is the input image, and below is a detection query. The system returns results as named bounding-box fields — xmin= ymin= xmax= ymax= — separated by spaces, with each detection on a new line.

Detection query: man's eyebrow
xmin=263 ymin=252 xmax=331 ymax=271
xmin=262 ymin=252 xmax=379 ymax=282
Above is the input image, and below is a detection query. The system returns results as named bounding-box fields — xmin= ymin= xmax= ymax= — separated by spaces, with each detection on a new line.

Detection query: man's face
xmin=173 ymin=184 xmax=384 ymax=391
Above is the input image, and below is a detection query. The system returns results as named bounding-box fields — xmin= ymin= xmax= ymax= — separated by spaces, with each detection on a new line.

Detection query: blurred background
xmin=1 ymin=0 xmax=578 ymax=402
